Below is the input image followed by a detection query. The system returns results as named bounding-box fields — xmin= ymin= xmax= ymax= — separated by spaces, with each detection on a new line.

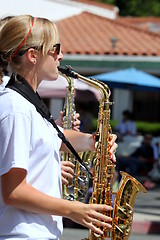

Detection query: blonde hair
xmin=0 ymin=15 xmax=59 ymax=83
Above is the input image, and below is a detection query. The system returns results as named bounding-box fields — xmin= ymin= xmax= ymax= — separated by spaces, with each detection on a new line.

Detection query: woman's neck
xmin=20 ymin=71 xmax=39 ymax=92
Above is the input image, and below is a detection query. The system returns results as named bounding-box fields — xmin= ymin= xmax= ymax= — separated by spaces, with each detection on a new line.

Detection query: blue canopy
xmin=91 ymin=68 xmax=160 ymax=91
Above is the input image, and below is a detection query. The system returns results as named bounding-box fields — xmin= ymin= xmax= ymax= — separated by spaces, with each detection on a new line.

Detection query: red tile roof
xmin=117 ymin=17 xmax=160 ymax=33
xmin=57 ymin=12 xmax=160 ymax=56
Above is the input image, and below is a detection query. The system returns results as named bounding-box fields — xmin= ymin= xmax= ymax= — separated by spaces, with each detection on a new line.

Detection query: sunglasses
xmin=17 ymin=43 xmax=61 ymax=57
xmin=51 ymin=43 xmax=61 ymax=55
xmin=17 ymin=46 xmax=42 ymax=56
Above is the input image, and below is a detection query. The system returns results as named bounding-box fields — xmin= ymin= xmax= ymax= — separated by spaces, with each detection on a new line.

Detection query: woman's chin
xmin=53 ymin=72 xmax=59 ymax=80
xmin=47 ymin=73 xmax=58 ymax=81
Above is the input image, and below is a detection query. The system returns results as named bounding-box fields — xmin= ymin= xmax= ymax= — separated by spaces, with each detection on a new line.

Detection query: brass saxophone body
xmin=58 ymin=66 xmax=147 ymax=240
xmin=59 ymin=72 xmax=92 ymax=201
xmin=112 ymin=171 xmax=147 ymax=239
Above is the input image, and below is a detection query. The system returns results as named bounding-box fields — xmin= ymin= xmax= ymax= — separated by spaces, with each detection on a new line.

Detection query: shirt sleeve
xmin=0 ymin=112 xmax=31 ymax=176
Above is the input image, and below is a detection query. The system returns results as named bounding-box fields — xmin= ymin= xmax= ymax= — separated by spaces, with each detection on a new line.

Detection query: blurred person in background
xmin=116 ymin=133 xmax=158 ymax=189
xmin=115 ymin=110 xmax=137 ymax=141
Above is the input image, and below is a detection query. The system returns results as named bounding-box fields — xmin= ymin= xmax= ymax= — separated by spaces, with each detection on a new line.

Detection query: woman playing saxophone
xmin=0 ymin=15 xmax=118 ymax=239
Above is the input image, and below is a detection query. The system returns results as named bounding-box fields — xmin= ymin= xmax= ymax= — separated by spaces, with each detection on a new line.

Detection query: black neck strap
xmin=6 ymin=74 xmax=92 ymax=178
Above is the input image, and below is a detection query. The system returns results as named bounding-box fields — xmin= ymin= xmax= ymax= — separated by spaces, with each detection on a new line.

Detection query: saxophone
xmin=59 ymin=71 xmax=93 ymax=201
xmin=58 ymin=66 xmax=147 ymax=240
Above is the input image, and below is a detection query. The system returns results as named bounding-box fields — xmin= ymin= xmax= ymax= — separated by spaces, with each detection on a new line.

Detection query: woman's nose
xmin=58 ymin=51 xmax=63 ymax=61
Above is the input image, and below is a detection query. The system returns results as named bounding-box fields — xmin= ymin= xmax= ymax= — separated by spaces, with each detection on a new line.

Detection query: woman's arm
xmin=60 ymin=129 xmax=95 ymax=153
xmin=60 ymin=130 xmax=117 ymax=162
xmin=1 ymin=167 xmax=112 ymax=236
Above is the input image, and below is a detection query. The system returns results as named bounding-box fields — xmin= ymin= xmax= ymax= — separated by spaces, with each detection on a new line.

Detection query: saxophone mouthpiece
xmin=58 ymin=65 xmax=78 ymax=79
xmin=58 ymin=66 xmax=69 ymax=74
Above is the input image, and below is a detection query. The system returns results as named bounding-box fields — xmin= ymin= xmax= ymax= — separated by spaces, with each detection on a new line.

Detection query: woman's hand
xmin=2 ymin=168 xmax=112 ymax=236
xmin=55 ymin=111 xmax=64 ymax=127
xmin=67 ymin=201 xmax=113 ymax=236
xmin=61 ymin=161 xmax=75 ymax=185
xmin=56 ymin=111 xmax=81 ymax=131
xmin=109 ymin=134 xmax=118 ymax=162
xmin=72 ymin=112 xmax=80 ymax=131
xmin=89 ymin=133 xmax=118 ymax=162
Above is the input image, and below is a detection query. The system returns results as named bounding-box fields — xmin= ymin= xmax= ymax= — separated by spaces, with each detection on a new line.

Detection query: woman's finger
xmin=110 ymin=142 xmax=118 ymax=162
xmin=61 ymin=165 xmax=74 ymax=175
xmin=89 ymin=211 xmax=112 ymax=224
xmin=61 ymin=161 xmax=75 ymax=168
xmin=86 ymin=217 xmax=112 ymax=228
xmin=92 ymin=218 xmax=112 ymax=229
xmin=84 ymin=220 xmax=104 ymax=236
xmin=72 ymin=112 xmax=81 ymax=131
xmin=73 ymin=112 xmax=80 ymax=120
xmin=109 ymin=134 xmax=117 ymax=146
xmin=61 ymin=176 xmax=68 ymax=185
xmin=61 ymin=170 xmax=74 ymax=180
xmin=83 ymin=218 xmax=112 ymax=236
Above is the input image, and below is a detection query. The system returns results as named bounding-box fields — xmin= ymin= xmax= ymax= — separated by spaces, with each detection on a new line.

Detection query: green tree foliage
xmin=95 ymin=0 xmax=160 ymax=16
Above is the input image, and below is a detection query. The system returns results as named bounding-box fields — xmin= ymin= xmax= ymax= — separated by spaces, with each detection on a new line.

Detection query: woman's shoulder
xmin=0 ymin=87 xmax=36 ymax=119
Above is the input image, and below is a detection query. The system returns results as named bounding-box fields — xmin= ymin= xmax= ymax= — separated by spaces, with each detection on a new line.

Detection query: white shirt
xmin=0 ymin=76 xmax=9 ymax=90
xmin=0 ymin=87 xmax=63 ymax=239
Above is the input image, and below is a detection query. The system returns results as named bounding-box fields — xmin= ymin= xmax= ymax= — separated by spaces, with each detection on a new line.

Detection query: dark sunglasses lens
xmin=57 ymin=44 xmax=60 ymax=54
xmin=55 ymin=44 xmax=60 ymax=55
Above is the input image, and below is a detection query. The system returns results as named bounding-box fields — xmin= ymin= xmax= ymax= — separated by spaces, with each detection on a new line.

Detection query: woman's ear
xmin=26 ymin=48 xmax=37 ymax=65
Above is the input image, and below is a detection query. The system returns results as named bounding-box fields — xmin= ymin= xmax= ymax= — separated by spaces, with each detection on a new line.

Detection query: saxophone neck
xmin=58 ymin=65 xmax=111 ymax=102
xmin=59 ymin=71 xmax=75 ymax=129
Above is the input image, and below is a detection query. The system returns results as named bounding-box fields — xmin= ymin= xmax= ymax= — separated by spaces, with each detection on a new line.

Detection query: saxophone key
xmin=78 ymin=176 xmax=88 ymax=186
xmin=117 ymin=205 xmax=133 ymax=220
